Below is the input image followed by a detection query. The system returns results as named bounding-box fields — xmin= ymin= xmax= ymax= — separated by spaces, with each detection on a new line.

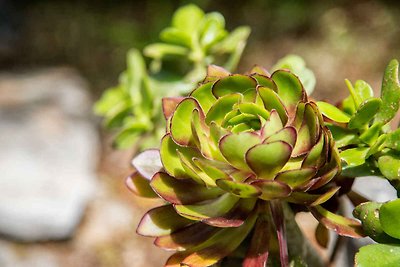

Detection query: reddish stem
xmin=269 ymin=200 xmax=289 ymax=267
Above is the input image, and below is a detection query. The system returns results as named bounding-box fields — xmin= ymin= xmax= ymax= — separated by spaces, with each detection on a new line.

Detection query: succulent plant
xmin=127 ymin=65 xmax=362 ymax=266
xmin=94 ymin=4 xmax=250 ymax=150
xmin=316 ymin=59 xmax=400 ymax=267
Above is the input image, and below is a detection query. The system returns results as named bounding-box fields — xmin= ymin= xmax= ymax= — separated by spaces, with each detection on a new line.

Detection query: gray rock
xmin=0 ymin=68 xmax=98 ymax=241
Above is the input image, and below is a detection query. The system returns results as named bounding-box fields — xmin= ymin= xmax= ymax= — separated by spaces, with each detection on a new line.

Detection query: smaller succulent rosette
xmin=127 ymin=65 xmax=363 ymax=267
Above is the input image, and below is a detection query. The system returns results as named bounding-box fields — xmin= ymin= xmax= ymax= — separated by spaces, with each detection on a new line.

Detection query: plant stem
xmin=270 ymin=200 xmax=289 ymax=267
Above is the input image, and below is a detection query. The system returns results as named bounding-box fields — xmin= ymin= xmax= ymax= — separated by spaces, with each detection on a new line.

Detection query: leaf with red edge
xmin=203 ymin=198 xmax=257 ymax=227
xmin=243 ymin=216 xmax=271 ymax=267
xmin=264 ymin=126 xmax=297 ymax=148
xmin=212 ymin=74 xmax=257 ymax=102
xmin=155 ymin=222 xmax=221 ymax=251
xmin=286 ymin=187 xmax=340 ymax=206
xmin=216 ymin=179 xmax=261 ymax=198
xmin=251 ymin=180 xmax=291 ymax=200
xmin=137 ymin=205 xmax=193 ymax=237
xmin=180 ymin=213 xmax=258 ymax=267
xmin=162 ymin=97 xmax=185 ymax=119
xmin=246 ymin=141 xmax=292 ymax=179
xmin=204 ymin=65 xmax=231 ymax=83
xmin=174 ymin=193 xmax=239 ymax=221
xmin=170 ymin=97 xmax=202 ymax=146
xmin=131 ymin=149 xmax=163 ymax=180
xmin=310 ymin=205 xmax=365 ymax=238
xmin=125 ymin=172 xmax=157 ymax=198
xmin=258 ymin=86 xmax=288 ymax=125
xmin=150 ymin=172 xmax=223 ymax=204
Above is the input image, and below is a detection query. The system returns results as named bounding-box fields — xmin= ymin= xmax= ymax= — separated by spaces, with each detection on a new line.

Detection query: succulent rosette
xmin=127 ymin=65 xmax=362 ymax=267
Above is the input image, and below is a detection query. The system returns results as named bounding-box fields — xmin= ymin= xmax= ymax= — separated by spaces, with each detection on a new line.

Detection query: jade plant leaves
xmin=375 ymin=59 xmax=400 ymax=124
xmin=380 ymin=199 xmax=400 ymax=239
xmin=378 ymin=152 xmax=400 ymax=180
xmin=355 ymin=244 xmax=400 ymax=267
xmin=316 ymin=101 xmax=350 ymax=123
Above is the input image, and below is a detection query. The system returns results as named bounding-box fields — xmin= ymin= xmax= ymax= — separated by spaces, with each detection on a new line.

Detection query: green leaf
xmin=143 ymin=43 xmax=188 ymax=59
xmin=385 ymin=128 xmax=400 ymax=151
xmin=353 ymin=201 xmax=400 ymax=243
xmin=219 ymin=132 xmax=261 ymax=171
xmin=264 ymin=126 xmax=297 ymax=148
xmin=378 ymin=152 xmax=400 ymax=180
xmin=355 ymin=244 xmax=400 ymax=267
xmin=216 ymin=179 xmax=261 ymax=198
xmin=172 ymin=4 xmax=205 ymax=34
xmin=275 ymin=168 xmax=317 ymax=189
xmin=205 ymin=93 xmax=242 ymax=125
xmin=354 ymin=80 xmax=374 ymax=102
xmin=310 ymin=205 xmax=364 ymax=238
xmin=360 ymin=122 xmax=383 ymax=146
xmin=246 ymin=141 xmax=292 ymax=179
xmin=271 ymin=70 xmax=305 ymax=114
xmin=251 ymin=180 xmax=291 ymax=200
xmin=327 ymin=124 xmax=358 ymax=148
xmin=151 ymin=172 xmax=222 ymax=205
xmin=199 ymin=12 xmax=227 ymax=50
xmin=126 ymin=172 xmax=158 ymax=198
xmin=174 ymin=193 xmax=239 ymax=220
xmin=170 ymin=98 xmax=201 ymax=145
xmin=316 ymin=101 xmax=351 ymax=123
xmin=340 ymin=147 xmax=369 ymax=167
xmin=212 ymin=74 xmax=257 ymax=101
xmin=258 ymin=86 xmax=288 ymax=125
xmin=272 ymin=54 xmax=316 ymax=95
xmin=380 ymin=199 xmax=400 ymax=239
xmin=376 ymin=59 xmax=400 ymax=123
xmin=160 ymin=27 xmax=192 ymax=47
xmin=348 ymin=98 xmax=382 ymax=129
xmin=137 ymin=205 xmax=193 ymax=237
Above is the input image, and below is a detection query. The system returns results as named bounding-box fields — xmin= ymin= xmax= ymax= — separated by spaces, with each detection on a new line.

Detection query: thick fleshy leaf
xmin=348 ymin=98 xmax=382 ymax=129
xmin=172 ymin=4 xmax=204 ymax=33
xmin=205 ymin=93 xmax=242 ymax=125
xmin=375 ymin=59 xmax=400 ymax=124
xmin=191 ymin=109 xmax=212 ymax=156
xmin=292 ymin=103 xmax=319 ymax=156
xmin=237 ymin=102 xmax=270 ymax=120
xmin=316 ymin=101 xmax=351 ymax=123
xmin=380 ymin=199 xmax=400 ymax=239
xmin=155 ymin=223 xmax=221 ymax=251
xmin=251 ymin=180 xmax=291 ymax=200
xmin=126 ymin=172 xmax=157 ymax=198
xmin=378 ymin=153 xmax=400 ymax=180
xmin=354 ymin=80 xmax=374 ymax=102
xmin=250 ymin=65 xmax=270 ymax=76
xmin=174 ymin=193 xmax=239 ymax=220
xmin=275 ymin=168 xmax=317 ymax=189
xmin=310 ymin=205 xmax=365 ymax=238
xmin=203 ymin=198 xmax=257 ymax=227
xmin=180 ymin=213 xmax=257 ymax=267
xmin=219 ymin=132 xmax=261 ymax=171
xmin=308 ymin=167 xmax=339 ymax=190
xmin=170 ymin=98 xmax=202 ymax=145
xmin=131 ymin=149 xmax=163 ymax=180
xmin=150 ymin=172 xmax=222 ymax=204
xmin=327 ymin=124 xmax=358 ymax=148
xmin=243 ymin=216 xmax=270 ymax=267
xmin=340 ymin=147 xmax=369 ymax=167
xmin=137 ymin=205 xmax=193 ymax=237
xmin=264 ymin=126 xmax=297 ymax=148
xmin=162 ymin=97 xmax=185 ymax=119
xmin=246 ymin=141 xmax=292 ymax=179
xmin=287 ymin=187 xmax=340 ymax=206
xmin=355 ymin=244 xmax=400 ymax=267
xmin=260 ymin=110 xmax=284 ymax=139
xmin=190 ymin=82 xmax=217 ymax=113
xmin=385 ymin=128 xmax=400 ymax=151
xmin=216 ymin=179 xmax=261 ymax=198
xmin=360 ymin=122 xmax=382 ymax=146
xmin=302 ymin=133 xmax=325 ymax=168
xmin=212 ymin=74 xmax=257 ymax=101
xmin=353 ymin=202 xmax=399 ymax=244
xmin=258 ymin=86 xmax=288 ymax=124
xmin=160 ymin=134 xmax=202 ymax=179
xmin=271 ymin=70 xmax=305 ymax=114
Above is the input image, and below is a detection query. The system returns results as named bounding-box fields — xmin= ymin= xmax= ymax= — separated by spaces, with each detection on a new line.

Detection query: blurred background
xmin=1 ymin=0 xmax=400 ymax=266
